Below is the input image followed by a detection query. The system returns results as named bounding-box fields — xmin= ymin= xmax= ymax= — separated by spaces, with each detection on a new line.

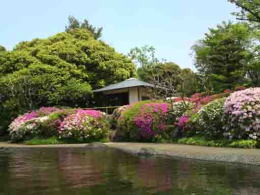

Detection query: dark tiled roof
xmin=93 ymin=78 xmax=154 ymax=92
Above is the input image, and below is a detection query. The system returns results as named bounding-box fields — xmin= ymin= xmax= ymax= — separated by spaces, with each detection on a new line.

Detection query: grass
xmin=20 ymin=135 xmax=260 ymax=148
xmin=23 ymin=136 xmax=110 ymax=145
xmin=176 ymin=136 xmax=259 ymax=148
xmin=24 ymin=137 xmax=64 ymax=145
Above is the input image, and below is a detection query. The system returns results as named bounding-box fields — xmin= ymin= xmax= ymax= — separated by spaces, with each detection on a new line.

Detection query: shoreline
xmin=0 ymin=142 xmax=259 ymax=166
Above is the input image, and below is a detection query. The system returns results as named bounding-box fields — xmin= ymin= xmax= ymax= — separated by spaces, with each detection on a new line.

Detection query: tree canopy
xmin=0 ymin=28 xmax=135 ymax=132
xmin=192 ymin=22 xmax=258 ymax=92
xmin=65 ymin=16 xmax=103 ymax=39
xmin=128 ymin=45 xmax=200 ymax=97
xmin=229 ymin=0 xmax=260 ymax=24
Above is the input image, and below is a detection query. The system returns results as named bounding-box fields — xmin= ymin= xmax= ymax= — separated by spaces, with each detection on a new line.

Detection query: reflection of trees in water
xmin=3 ymin=148 xmax=260 ymax=194
xmin=115 ymin=156 xmax=260 ymax=194
xmin=57 ymin=149 xmax=104 ymax=188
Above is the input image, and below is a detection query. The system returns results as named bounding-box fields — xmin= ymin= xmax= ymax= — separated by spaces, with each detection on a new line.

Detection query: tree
xmin=65 ymin=16 xmax=103 ymax=39
xmin=128 ymin=45 xmax=200 ymax=98
xmin=0 ymin=45 xmax=6 ymax=52
xmin=192 ymin=22 xmax=255 ymax=92
xmin=229 ymin=0 xmax=260 ymax=24
xmin=0 ymin=28 xmax=135 ymax=134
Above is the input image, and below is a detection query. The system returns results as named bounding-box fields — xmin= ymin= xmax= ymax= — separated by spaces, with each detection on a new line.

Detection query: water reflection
xmin=0 ymin=148 xmax=259 ymax=194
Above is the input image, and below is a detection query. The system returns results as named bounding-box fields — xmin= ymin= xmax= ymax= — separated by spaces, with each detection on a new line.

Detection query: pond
xmin=0 ymin=147 xmax=259 ymax=195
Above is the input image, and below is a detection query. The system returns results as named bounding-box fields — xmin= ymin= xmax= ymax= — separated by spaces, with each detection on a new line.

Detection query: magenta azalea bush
xmin=8 ymin=107 xmax=109 ymax=142
xmin=224 ymin=88 xmax=260 ymax=140
xmin=115 ymin=101 xmax=171 ymax=141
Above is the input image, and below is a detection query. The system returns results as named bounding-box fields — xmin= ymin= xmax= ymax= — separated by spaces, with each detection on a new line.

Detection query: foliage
xmin=223 ymin=87 xmax=260 ymax=140
xmin=191 ymin=98 xmax=226 ymax=139
xmin=192 ymin=22 xmax=256 ymax=92
xmin=65 ymin=16 xmax=103 ymax=39
xmin=24 ymin=136 xmax=63 ymax=145
xmin=0 ymin=28 xmax=135 ymax=134
xmin=228 ymin=139 xmax=258 ymax=148
xmin=170 ymin=101 xmax=195 ymax=123
xmin=129 ymin=45 xmax=200 ymax=97
xmin=229 ymin=0 xmax=260 ymax=24
xmin=177 ymin=136 xmax=258 ymax=148
xmin=0 ymin=45 xmax=6 ymax=52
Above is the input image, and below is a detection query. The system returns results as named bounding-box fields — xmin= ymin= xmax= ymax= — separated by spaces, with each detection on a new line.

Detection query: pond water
xmin=0 ymin=148 xmax=259 ymax=195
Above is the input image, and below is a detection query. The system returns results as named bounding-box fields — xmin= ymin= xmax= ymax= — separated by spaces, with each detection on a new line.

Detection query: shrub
xmin=115 ymin=101 xmax=171 ymax=141
xmin=58 ymin=110 xmax=109 ymax=142
xmin=191 ymin=98 xmax=226 ymax=139
xmin=223 ymin=88 xmax=260 ymax=140
xmin=170 ymin=101 xmax=194 ymax=121
xmin=8 ymin=107 xmax=62 ymax=142
xmin=8 ymin=107 xmax=109 ymax=143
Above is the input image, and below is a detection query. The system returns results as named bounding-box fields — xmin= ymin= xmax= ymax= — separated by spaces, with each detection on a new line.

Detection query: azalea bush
xmin=58 ymin=110 xmax=109 ymax=142
xmin=115 ymin=101 xmax=171 ymax=141
xmin=223 ymin=88 xmax=260 ymax=140
xmin=9 ymin=107 xmax=62 ymax=142
xmin=191 ymin=98 xmax=226 ymax=139
xmin=8 ymin=107 xmax=109 ymax=142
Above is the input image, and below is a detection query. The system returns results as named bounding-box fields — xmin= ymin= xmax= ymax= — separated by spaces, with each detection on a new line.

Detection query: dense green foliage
xmin=128 ymin=45 xmax=200 ymax=96
xmin=192 ymin=22 xmax=259 ymax=92
xmin=229 ymin=0 xmax=260 ymax=24
xmin=191 ymin=98 xmax=226 ymax=139
xmin=177 ymin=136 xmax=258 ymax=148
xmin=0 ymin=28 xmax=135 ymax=134
xmin=65 ymin=16 xmax=103 ymax=39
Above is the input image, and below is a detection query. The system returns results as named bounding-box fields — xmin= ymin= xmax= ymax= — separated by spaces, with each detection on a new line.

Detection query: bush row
xmin=8 ymin=87 xmax=260 ymax=146
xmin=9 ymin=107 xmax=110 ymax=142
xmin=113 ymin=88 xmax=260 ymax=143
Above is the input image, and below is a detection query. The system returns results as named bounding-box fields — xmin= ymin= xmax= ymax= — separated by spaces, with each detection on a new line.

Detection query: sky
xmin=0 ymin=0 xmax=237 ymax=70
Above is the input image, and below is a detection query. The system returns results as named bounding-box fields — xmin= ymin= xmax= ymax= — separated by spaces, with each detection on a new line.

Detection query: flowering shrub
xmin=8 ymin=107 xmax=109 ymax=143
xmin=115 ymin=101 xmax=171 ymax=141
xmin=224 ymin=88 xmax=260 ymax=140
xmin=176 ymin=115 xmax=189 ymax=129
xmin=58 ymin=110 xmax=109 ymax=142
xmin=9 ymin=107 xmax=63 ymax=142
xmin=191 ymin=98 xmax=226 ymax=139
xmin=76 ymin=109 xmax=104 ymax=118
xmin=9 ymin=111 xmax=38 ymax=132
xmin=170 ymin=101 xmax=194 ymax=121
xmin=133 ymin=103 xmax=169 ymax=140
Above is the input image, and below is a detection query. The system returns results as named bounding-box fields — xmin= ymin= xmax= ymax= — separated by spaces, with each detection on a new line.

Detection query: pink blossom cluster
xmin=59 ymin=112 xmax=90 ymax=131
xmin=176 ymin=115 xmax=189 ymax=129
xmin=76 ymin=109 xmax=103 ymax=118
xmin=224 ymin=88 xmax=260 ymax=139
xmin=59 ymin=109 xmax=103 ymax=131
xmin=9 ymin=111 xmax=38 ymax=131
xmin=133 ymin=103 xmax=169 ymax=139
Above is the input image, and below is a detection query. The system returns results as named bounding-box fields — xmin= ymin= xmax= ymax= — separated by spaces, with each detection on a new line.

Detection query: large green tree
xmin=229 ymin=0 xmax=260 ymax=24
xmin=0 ymin=28 xmax=135 ymax=133
xmin=192 ymin=22 xmax=256 ymax=92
